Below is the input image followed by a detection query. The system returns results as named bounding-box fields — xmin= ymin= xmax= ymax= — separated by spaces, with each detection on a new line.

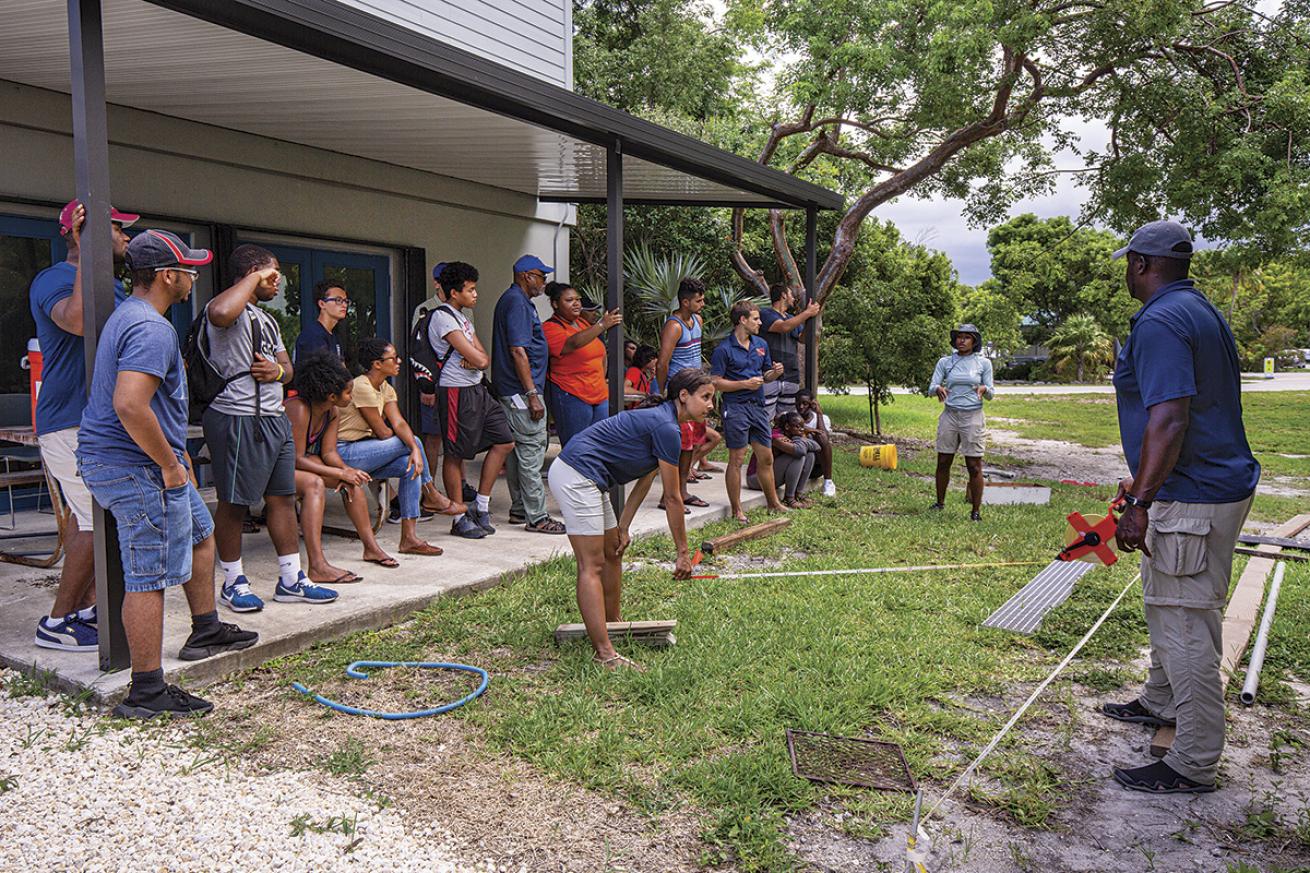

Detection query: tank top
xmin=665 ymin=314 xmax=702 ymax=378
xmin=305 ymin=407 xmax=333 ymax=457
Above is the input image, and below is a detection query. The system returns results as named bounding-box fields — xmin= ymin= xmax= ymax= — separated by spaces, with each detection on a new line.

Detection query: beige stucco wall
xmin=0 ymin=80 xmax=570 ymax=341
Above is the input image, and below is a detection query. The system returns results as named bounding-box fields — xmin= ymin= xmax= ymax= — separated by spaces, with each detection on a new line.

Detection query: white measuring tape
xmin=692 ymin=560 xmax=1044 ymax=580
xmin=907 ymin=573 xmax=1142 ymax=870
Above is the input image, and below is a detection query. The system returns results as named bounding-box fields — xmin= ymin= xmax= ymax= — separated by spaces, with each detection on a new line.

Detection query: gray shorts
xmin=936 ymin=406 xmax=985 ymax=456
xmin=202 ymin=408 xmax=296 ymax=506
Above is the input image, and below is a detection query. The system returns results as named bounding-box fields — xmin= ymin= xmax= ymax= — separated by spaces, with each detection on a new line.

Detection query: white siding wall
xmin=0 ymin=82 xmax=568 ymax=341
xmin=333 ymin=0 xmax=571 ymax=87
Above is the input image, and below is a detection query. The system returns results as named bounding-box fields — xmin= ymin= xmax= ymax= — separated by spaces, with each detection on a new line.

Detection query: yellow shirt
xmin=336 ymin=376 xmax=396 ymax=442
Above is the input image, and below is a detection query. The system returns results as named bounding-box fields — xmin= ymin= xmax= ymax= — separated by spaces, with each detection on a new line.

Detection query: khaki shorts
xmin=37 ymin=427 xmax=94 ymax=531
xmin=548 ymin=457 xmax=616 ymax=537
xmin=936 ymin=406 xmax=985 ymax=456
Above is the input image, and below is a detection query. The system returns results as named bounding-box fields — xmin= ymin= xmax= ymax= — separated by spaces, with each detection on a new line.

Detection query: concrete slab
xmin=0 ymin=458 xmax=764 ymax=702
xmin=981 ymin=482 xmax=1052 ymax=505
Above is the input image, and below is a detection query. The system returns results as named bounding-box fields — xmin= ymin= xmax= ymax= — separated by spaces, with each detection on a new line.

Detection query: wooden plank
xmin=554 ymin=620 xmax=677 ymax=647
xmin=1235 ymin=547 xmax=1308 ymax=563
xmin=1150 ymin=513 xmax=1310 ymax=757
xmin=701 ymin=517 xmax=790 ymax=555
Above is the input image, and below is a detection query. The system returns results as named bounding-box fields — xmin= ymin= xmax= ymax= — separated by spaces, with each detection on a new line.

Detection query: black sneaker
xmin=461 ymin=482 xmax=477 ymax=504
xmin=178 ymin=621 xmax=259 ymax=661
xmin=970 ymin=510 xmax=982 ymax=522
xmin=112 ymin=684 xmax=214 ymax=719
xmin=1101 ymin=699 xmax=1176 ymax=728
xmin=388 ymin=498 xmax=436 ymax=524
xmin=507 ymin=512 xmax=528 ymax=525
xmin=1113 ymin=761 xmax=1215 ymax=794
xmin=451 ymin=510 xmax=488 ymax=539
xmin=929 ymin=502 xmax=945 ymax=511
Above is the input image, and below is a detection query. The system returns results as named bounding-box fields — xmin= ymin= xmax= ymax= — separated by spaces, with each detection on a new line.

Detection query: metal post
xmin=803 ymin=207 xmax=819 ymax=394
xmin=605 ymin=140 xmax=625 ymax=515
xmin=69 ymin=0 xmax=128 ymax=672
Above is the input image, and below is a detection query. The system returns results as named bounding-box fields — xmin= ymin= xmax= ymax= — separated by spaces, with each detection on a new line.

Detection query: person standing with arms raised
xmin=542 ymin=280 xmax=622 ymax=446
xmin=711 ymin=300 xmax=786 ymax=523
xmin=1099 ymin=220 xmax=1259 ymax=795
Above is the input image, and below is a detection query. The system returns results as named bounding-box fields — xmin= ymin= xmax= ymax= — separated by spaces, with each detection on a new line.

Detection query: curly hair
xmin=291 ymin=352 xmax=352 ymax=404
xmin=356 ymin=336 xmax=394 ymax=373
xmin=437 ymin=261 xmax=478 ymax=296
xmin=632 ymin=344 xmax=658 ymax=370
xmin=677 ymin=277 xmax=705 ymax=302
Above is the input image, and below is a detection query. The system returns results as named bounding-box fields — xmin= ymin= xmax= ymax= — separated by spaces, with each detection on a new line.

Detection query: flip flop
xmin=363 ymin=556 xmax=400 ymax=568
xmin=684 ymin=494 xmax=710 ymax=507
xmin=313 ymin=571 xmax=364 ymax=584
xmin=400 ymin=542 xmax=444 ymax=556
xmin=657 ymin=502 xmax=692 ymax=515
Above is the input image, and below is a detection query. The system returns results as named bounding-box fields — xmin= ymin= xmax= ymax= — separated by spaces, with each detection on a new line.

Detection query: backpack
xmin=182 ymin=303 xmax=263 ymax=424
xmin=408 ymin=303 xmax=460 ymax=394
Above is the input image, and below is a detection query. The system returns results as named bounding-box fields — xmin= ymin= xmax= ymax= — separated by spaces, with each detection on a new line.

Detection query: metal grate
xmin=982 ymin=560 xmax=1097 ymax=634
xmin=786 ymin=729 xmax=916 ymax=792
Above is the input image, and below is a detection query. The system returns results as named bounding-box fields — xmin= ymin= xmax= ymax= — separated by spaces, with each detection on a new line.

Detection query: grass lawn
xmin=262 ymin=404 xmax=1310 ymax=869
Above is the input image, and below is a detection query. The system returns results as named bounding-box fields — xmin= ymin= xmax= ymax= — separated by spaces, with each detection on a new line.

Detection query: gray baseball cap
xmin=1112 ymin=220 xmax=1195 ymax=260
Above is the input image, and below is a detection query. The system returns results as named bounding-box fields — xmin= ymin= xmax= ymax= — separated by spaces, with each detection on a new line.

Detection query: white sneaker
xmin=822 ymin=480 xmax=837 ymax=497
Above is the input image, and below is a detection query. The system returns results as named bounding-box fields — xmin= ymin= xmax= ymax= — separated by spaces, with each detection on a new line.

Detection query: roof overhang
xmin=0 ymin=0 xmax=843 ymax=211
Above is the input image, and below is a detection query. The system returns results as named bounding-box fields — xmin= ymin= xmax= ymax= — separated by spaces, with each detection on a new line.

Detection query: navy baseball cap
xmin=1113 ymin=220 xmax=1195 ymax=260
xmin=125 ymin=229 xmax=213 ymax=271
xmin=512 ymin=254 xmax=553 ymax=274
xmin=431 ymin=261 xmax=448 ymax=281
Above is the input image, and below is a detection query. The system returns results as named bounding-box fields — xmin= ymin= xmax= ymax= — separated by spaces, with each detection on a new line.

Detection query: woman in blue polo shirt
xmin=548 ymin=368 xmax=715 ymax=670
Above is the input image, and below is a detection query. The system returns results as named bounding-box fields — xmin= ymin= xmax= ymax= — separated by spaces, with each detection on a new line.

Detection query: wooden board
xmin=554 ymin=620 xmax=677 ymax=648
xmin=701 ymin=517 xmax=790 ymax=555
xmin=1150 ymin=513 xmax=1310 ymax=757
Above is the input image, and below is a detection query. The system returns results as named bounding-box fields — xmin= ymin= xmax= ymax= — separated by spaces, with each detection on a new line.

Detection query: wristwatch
xmin=525 ymin=389 xmax=540 ymax=398
xmin=1120 ymin=492 xmax=1152 ymax=510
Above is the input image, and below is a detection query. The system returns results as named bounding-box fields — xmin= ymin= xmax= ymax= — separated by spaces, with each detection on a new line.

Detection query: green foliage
xmin=820 ymin=223 xmax=958 ymax=433
xmin=960 ymin=280 xmax=1024 ymax=358
xmin=1192 ymin=252 xmax=1310 ymax=369
xmin=1046 ymin=314 xmax=1114 ymax=382
xmin=620 ymin=244 xmax=765 ymax=348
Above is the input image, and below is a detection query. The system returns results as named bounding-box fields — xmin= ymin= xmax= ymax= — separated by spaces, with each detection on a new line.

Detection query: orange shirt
xmin=543 ymin=316 xmax=608 ymax=405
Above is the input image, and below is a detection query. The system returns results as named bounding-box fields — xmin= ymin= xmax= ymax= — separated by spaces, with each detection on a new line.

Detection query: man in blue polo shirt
xmin=29 ymin=199 xmax=134 ymax=653
xmin=1100 ymin=220 xmax=1259 ymax=796
xmin=711 ymin=300 xmax=786 ymax=523
xmin=492 ymin=255 xmax=564 ymax=534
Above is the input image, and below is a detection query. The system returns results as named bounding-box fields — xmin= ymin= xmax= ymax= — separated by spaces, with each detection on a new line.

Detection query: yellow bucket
xmin=859 ymin=444 xmax=898 ymax=470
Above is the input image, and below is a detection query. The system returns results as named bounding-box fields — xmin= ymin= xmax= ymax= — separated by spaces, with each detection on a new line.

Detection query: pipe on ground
xmin=1240 ymin=561 xmax=1286 ymax=706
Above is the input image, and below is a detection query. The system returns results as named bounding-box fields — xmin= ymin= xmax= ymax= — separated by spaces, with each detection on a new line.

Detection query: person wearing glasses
xmin=77 ymin=230 xmax=258 ymax=718
xmin=491 ymin=255 xmax=565 ymax=534
xmin=205 ymin=244 xmax=340 ymax=614
xmin=293 ymin=280 xmax=347 ymax=363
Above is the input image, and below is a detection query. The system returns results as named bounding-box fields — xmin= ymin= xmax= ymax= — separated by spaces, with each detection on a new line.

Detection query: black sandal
xmin=1113 ymin=761 xmax=1215 ymax=794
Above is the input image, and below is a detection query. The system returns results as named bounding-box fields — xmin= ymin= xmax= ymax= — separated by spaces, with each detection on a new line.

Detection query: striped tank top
xmin=665 ymin=314 xmax=702 ymax=378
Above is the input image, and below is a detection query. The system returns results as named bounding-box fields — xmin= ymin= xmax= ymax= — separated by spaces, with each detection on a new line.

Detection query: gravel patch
xmin=0 ymin=670 xmax=487 ymax=872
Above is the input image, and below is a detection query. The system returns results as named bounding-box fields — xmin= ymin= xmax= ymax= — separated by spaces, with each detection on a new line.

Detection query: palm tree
xmin=623 ymin=243 xmax=708 ymax=346
xmin=1047 ymin=314 xmax=1114 ymax=382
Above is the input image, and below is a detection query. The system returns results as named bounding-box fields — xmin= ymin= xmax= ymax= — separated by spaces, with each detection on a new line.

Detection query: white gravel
xmin=0 ymin=670 xmax=493 ymax=873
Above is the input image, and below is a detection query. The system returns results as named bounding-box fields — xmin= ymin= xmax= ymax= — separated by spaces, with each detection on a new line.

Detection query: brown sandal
xmin=400 ymin=542 xmax=444 ymax=556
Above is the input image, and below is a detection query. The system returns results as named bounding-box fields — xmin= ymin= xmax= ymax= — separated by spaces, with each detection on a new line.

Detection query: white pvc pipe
xmin=1240 ymin=561 xmax=1286 ymax=706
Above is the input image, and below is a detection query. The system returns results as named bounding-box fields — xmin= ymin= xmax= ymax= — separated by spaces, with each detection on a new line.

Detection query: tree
xmin=820 ymin=224 xmax=958 ymax=433
xmin=1046 ymin=314 xmax=1114 ymax=382
xmin=722 ymin=0 xmax=1308 ymax=307
xmin=1192 ymin=251 xmax=1310 ymax=367
xmin=960 ymin=280 xmax=1023 ymax=358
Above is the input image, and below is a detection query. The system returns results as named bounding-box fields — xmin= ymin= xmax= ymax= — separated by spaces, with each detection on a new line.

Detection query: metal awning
xmin=0 ymin=0 xmax=842 ymax=211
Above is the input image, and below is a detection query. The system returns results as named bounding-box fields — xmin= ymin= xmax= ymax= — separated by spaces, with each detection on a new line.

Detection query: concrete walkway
xmin=0 ymin=459 xmax=762 ymax=702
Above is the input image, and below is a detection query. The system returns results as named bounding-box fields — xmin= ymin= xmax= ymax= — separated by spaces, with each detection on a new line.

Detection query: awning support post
xmin=606 ymin=140 xmax=626 ymax=515
xmin=803 ymin=206 xmax=819 ymax=394
xmin=69 ymin=0 xmax=129 ymax=672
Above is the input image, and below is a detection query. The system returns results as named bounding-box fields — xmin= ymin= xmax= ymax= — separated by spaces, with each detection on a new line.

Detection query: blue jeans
xmin=79 ymin=461 xmax=213 ymax=592
xmin=549 ymin=384 xmax=608 ymax=446
xmin=336 ymin=437 xmax=433 ymax=519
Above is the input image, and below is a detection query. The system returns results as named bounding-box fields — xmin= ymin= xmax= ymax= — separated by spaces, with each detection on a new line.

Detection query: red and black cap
xmin=125 ymin=229 xmax=213 ymax=271
xmin=58 ymin=199 xmax=139 ymax=231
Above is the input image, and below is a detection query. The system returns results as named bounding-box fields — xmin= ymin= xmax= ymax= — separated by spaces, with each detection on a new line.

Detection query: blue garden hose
xmin=291 ymin=660 xmax=489 ymax=720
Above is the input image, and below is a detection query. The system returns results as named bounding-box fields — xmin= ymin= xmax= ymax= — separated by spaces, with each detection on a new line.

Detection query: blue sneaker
xmin=451 ymin=510 xmax=487 ymax=539
xmin=34 ymin=614 xmax=98 ymax=652
xmin=220 ymin=577 xmax=265 ymax=613
xmin=473 ymin=509 xmax=496 ymax=535
xmin=274 ymin=572 xmax=339 ymax=604
xmin=81 ymin=606 xmax=97 ymax=627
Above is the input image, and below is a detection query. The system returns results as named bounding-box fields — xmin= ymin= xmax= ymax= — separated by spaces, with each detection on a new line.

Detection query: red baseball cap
xmin=58 ymin=199 xmax=140 ymax=232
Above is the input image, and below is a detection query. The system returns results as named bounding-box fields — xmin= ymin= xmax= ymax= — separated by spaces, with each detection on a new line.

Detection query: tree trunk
xmin=1076 ymin=356 xmax=1084 ymax=382
xmin=874 ymin=396 xmax=882 ymax=436
xmin=867 ymin=381 xmax=876 ymax=435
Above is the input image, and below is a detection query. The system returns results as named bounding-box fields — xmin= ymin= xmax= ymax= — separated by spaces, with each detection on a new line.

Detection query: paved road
xmin=824 ymin=371 xmax=1310 ymax=396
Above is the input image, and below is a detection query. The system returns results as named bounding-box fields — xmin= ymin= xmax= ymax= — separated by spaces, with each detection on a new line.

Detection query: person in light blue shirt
xmin=927 ymin=323 xmax=994 ymax=520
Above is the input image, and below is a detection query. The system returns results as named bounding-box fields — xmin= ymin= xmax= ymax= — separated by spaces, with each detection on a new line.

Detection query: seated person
xmin=327 ymin=338 xmax=442 ymax=556
xmin=746 ymin=412 xmax=818 ymax=507
xmin=286 ymin=352 xmax=399 ymax=572
xmin=624 ymin=345 xmax=659 ymax=408
xmin=795 ymin=389 xmax=836 ymax=497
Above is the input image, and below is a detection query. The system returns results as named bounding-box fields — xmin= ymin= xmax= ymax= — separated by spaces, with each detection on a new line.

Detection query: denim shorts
xmin=79 ymin=462 xmax=214 ymax=593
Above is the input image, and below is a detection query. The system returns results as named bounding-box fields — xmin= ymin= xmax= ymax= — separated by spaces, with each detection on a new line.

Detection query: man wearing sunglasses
xmin=293 ymin=280 xmax=347 ymax=363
